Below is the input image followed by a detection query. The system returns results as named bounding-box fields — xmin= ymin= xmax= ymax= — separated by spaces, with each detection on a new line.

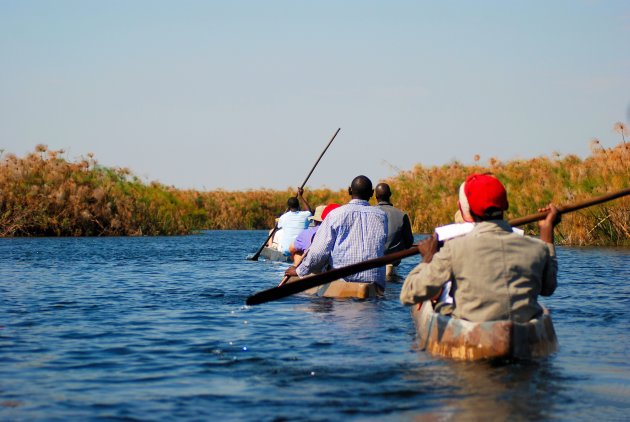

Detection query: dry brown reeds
xmin=386 ymin=141 xmax=629 ymax=246
xmin=0 ymin=145 xmax=207 ymax=236
xmin=2 ymin=141 xmax=628 ymax=245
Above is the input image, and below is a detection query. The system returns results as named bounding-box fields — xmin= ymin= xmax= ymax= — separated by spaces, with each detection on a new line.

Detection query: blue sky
xmin=1 ymin=1 xmax=629 ymax=191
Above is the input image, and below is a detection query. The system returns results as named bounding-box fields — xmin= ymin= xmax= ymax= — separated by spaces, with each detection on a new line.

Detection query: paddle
xmin=507 ymin=187 xmax=630 ymax=226
xmin=246 ymin=187 xmax=630 ymax=305
xmin=247 ymin=128 xmax=341 ymax=261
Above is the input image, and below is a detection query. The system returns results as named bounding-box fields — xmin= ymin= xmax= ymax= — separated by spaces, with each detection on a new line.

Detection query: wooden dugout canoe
xmin=411 ymin=301 xmax=558 ymax=361
xmin=284 ymin=276 xmax=383 ymax=299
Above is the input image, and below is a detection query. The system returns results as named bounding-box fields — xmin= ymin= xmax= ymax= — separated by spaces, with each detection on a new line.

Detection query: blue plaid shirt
xmin=296 ymin=199 xmax=388 ymax=287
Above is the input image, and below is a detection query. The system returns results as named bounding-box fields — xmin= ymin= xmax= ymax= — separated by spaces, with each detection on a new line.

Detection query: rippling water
xmin=1 ymin=231 xmax=629 ymax=421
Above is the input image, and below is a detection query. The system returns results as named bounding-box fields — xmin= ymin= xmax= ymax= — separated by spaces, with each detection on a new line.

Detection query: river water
xmin=0 ymin=231 xmax=628 ymax=421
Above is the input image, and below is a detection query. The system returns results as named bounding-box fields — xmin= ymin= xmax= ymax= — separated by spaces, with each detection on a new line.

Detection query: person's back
xmin=428 ymin=220 xmax=555 ymax=322
xmin=277 ymin=210 xmax=310 ymax=252
xmin=276 ymin=188 xmax=313 ymax=254
xmin=289 ymin=203 xmax=340 ymax=265
xmin=375 ymin=183 xmax=413 ymax=254
xmin=289 ymin=175 xmax=388 ymax=288
xmin=314 ymin=201 xmax=387 ymax=282
xmin=400 ymin=173 xmax=559 ymax=323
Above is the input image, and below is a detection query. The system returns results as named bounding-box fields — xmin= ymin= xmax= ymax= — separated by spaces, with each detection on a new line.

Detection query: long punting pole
xmin=247 ymin=128 xmax=341 ymax=261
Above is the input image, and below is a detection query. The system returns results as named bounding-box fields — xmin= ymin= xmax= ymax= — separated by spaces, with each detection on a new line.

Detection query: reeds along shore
xmin=1 ymin=141 xmax=628 ymax=245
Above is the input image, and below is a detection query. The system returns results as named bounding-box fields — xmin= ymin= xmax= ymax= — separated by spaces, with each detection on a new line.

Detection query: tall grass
xmin=387 ymin=141 xmax=629 ymax=246
xmin=0 ymin=145 xmax=206 ymax=236
xmin=1 ymin=140 xmax=628 ymax=245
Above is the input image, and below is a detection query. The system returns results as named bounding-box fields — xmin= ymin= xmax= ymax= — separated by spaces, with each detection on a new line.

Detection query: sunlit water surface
xmin=1 ymin=231 xmax=628 ymax=421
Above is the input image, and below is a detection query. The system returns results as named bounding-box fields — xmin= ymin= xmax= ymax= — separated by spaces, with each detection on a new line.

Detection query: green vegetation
xmin=1 ymin=137 xmax=628 ymax=245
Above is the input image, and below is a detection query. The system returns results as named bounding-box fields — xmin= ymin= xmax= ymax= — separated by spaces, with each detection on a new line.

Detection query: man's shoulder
xmin=284 ymin=210 xmax=311 ymax=219
xmin=330 ymin=201 xmax=386 ymax=218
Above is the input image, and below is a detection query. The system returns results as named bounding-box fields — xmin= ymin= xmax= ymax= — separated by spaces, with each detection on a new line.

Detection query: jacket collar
xmin=349 ymin=199 xmax=371 ymax=206
xmin=471 ymin=219 xmax=512 ymax=234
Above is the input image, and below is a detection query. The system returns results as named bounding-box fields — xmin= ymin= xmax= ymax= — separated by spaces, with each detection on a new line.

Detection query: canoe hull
xmin=304 ymin=279 xmax=383 ymax=299
xmin=259 ymin=246 xmax=292 ymax=263
xmin=411 ymin=301 xmax=558 ymax=361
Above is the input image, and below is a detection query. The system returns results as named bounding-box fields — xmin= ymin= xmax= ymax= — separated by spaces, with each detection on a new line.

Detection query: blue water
xmin=1 ymin=231 xmax=629 ymax=421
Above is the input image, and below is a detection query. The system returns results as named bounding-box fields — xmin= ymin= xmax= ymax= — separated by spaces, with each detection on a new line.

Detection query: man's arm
xmin=285 ymin=219 xmax=335 ymax=277
xmin=400 ymin=237 xmax=453 ymax=305
xmin=297 ymin=187 xmax=314 ymax=215
xmin=401 ymin=214 xmax=414 ymax=249
xmin=538 ymin=204 xmax=560 ymax=296
xmin=538 ymin=203 xmax=560 ymax=244
xmin=540 ymin=244 xmax=557 ymax=296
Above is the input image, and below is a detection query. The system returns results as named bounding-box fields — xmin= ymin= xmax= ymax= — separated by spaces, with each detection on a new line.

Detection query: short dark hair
xmin=350 ymin=175 xmax=373 ymax=200
xmin=375 ymin=183 xmax=391 ymax=201
xmin=287 ymin=197 xmax=299 ymax=209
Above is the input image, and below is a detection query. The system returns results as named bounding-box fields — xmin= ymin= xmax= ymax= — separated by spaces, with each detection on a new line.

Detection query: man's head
xmin=463 ymin=173 xmax=508 ymax=220
xmin=348 ymin=175 xmax=374 ymax=201
xmin=375 ymin=183 xmax=392 ymax=202
xmin=287 ymin=197 xmax=299 ymax=211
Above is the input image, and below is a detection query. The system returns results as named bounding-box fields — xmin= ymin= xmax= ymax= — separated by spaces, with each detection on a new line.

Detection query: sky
xmin=1 ymin=1 xmax=629 ymax=191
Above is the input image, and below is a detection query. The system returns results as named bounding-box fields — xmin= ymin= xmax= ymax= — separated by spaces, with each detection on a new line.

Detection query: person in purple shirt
xmin=289 ymin=203 xmax=340 ymax=265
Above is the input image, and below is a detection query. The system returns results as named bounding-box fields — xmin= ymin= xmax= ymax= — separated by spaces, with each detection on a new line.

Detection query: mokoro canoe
xmin=283 ymin=277 xmax=383 ymax=299
xmin=411 ymin=301 xmax=558 ymax=361
xmin=259 ymin=246 xmax=292 ymax=263
xmin=385 ymin=263 xmax=404 ymax=283
xmin=304 ymin=279 xmax=383 ymax=299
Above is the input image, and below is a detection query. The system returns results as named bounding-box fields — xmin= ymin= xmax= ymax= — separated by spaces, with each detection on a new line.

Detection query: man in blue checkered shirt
xmin=285 ymin=175 xmax=388 ymax=290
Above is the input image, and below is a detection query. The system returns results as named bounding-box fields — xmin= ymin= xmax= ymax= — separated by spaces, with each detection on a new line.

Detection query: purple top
xmin=293 ymin=226 xmax=319 ymax=252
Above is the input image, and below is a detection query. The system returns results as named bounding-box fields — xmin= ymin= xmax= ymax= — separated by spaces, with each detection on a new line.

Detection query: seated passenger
xmin=285 ymin=175 xmax=388 ymax=291
xmin=289 ymin=203 xmax=340 ymax=266
xmin=275 ymin=187 xmax=313 ymax=255
xmin=401 ymin=173 xmax=560 ymax=323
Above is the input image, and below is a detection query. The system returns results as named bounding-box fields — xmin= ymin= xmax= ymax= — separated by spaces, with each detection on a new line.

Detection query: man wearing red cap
xmin=400 ymin=173 xmax=560 ymax=323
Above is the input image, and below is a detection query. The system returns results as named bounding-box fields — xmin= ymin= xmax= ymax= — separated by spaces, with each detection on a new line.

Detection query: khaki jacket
xmin=400 ymin=220 xmax=557 ymax=323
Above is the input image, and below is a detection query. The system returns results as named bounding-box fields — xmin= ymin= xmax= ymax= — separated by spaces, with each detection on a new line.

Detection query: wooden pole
xmin=247 ymin=128 xmax=341 ymax=261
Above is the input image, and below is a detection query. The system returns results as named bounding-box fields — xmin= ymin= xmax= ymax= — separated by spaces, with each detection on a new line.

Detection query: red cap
xmin=321 ymin=203 xmax=340 ymax=220
xmin=464 ymin=174 xmax=508 ymax=217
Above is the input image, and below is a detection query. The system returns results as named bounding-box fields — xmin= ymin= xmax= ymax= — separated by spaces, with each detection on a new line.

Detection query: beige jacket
xmin=400 ymin=220 xmax=557 ymax=323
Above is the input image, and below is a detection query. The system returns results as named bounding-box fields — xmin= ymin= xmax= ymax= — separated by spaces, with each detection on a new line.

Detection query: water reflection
xmin=440 ymin=360 xmax=562 ymax=420
xmin=399 ymin=357 xmax=572 ymax=421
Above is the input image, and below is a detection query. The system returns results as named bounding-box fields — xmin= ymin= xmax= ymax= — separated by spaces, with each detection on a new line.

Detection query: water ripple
xmin=0 ymin=233 xmax=628 ymax=420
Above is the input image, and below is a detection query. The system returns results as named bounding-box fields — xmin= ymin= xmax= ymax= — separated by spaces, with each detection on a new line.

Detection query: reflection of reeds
xmin=1 ymin=141 xmax=628 ymax=245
